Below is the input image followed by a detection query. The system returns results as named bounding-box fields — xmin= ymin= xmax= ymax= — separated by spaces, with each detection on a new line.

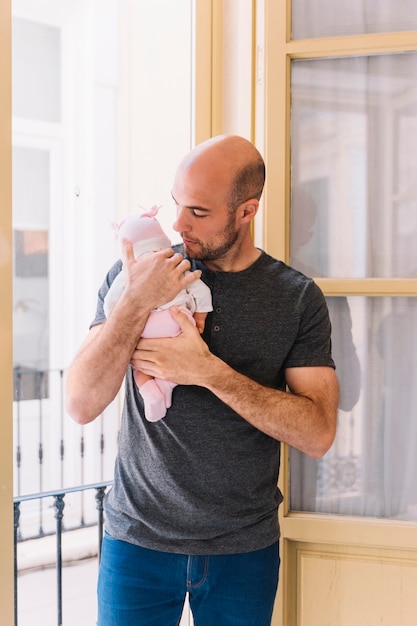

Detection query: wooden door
xmin=259 ymin=2 xmax=417 ymax=624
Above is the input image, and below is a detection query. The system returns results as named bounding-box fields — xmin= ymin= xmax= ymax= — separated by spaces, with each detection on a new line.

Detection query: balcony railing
xmin=14 ymin=482 xmax=112 ymax=626
xmin=12 ymin=367 xmax=119 ymax=625
xmin=12 ymin=368 xmax=196 ymax=626
xmin=13 ymin=367 xmax=120 ymax=501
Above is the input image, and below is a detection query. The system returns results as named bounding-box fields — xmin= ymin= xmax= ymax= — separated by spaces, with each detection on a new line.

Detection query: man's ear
xmin=239 ymin=199 xmax=259 ymax=222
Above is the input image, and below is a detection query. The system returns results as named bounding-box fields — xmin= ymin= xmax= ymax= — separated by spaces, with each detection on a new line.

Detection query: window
xmin=289 ymin=52 xmax=417 ymax=520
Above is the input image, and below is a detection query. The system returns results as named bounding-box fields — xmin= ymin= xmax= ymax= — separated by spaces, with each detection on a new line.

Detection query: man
xmin=66 ymin=135 xmax=339 ymax=626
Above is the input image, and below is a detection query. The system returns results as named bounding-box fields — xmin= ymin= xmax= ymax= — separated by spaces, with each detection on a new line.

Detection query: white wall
xmin=117 ymin=0 xmax=194 ymax=244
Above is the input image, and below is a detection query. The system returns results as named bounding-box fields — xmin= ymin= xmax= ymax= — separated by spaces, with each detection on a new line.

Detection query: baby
xmin=103 ymin=206 xmax=213 ymax=422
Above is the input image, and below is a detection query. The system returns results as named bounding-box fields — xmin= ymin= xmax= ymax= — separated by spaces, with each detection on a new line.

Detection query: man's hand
xmin=120 ymin=241 xmax=202 ymax=313
xmin=131 ymin=306 xmax=338 ymax=458
xmin=130 ymin=306 xmax=211 ymax=384
xmin=66 ymin=248 xmax=202 ymax=425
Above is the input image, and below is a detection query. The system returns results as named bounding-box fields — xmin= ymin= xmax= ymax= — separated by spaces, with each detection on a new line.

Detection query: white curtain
xmin=289 ymin=51 xmax=417 ymax=519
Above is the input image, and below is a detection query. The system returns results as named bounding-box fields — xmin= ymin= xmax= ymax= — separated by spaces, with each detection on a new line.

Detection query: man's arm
xmin=65 ymin=245 xmax=201 ymax=425
xmin=132 ymin=306 xmax=339 ymax=458
xmin=201 ymin=359 xmax=338 ymax=459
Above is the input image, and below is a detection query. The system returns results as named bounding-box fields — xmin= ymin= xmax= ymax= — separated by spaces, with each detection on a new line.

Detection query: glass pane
xmin=292 ymin=0 xmax=417 ymax=38
xmin=12 ymin=147 xmax=50 ymax=399
xmin=290 ymin=296 xmax=417 ymax=521
xmin=290 ymin=53 xmax=417 ymax=278
xmin=12 ymin=17 xmax=61 ymax=122
xmin=11 ymin=0 xmax=195 ymax=506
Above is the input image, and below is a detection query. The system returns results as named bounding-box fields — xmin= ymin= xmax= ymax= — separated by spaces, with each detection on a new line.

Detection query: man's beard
xmin=184 ymin=219 xmax=239 ymax=262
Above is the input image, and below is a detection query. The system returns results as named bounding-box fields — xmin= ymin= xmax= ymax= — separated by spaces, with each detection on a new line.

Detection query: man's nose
xmin=173 ymin=206 xmax=190 ymax=232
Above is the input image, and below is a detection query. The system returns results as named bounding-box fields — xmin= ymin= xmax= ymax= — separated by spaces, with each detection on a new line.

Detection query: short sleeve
xmin=90 ymin=260 xmax=123 ymax=329
xmin=283 ymin=280 xmax=335 ymax=370
xmin=186 ymin=277 xmax=213 ymax=312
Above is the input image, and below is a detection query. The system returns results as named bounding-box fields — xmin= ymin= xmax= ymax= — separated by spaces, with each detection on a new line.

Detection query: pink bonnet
xmin=115 ymin=205 xmax=171 ymax=257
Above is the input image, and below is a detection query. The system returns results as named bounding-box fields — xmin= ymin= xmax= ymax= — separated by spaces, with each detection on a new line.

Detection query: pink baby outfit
xmin=103 ymin=206 xmax=213 ymax=422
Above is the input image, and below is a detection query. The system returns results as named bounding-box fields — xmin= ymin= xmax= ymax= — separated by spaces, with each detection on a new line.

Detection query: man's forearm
xmin=66 ymin=305 xmax=150 ymax=424
xmin=66 ymin=248 xmax=203 ymax=424
xmin=201 ymin=355 xmax=338 ymax=459
xmin=130 ymin=307 xmax=339 ymax=457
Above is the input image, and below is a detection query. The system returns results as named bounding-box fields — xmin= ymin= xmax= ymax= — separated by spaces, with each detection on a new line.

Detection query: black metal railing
xmin=13 ymin=367 xmax=119 ymax=498
xmin=13 ymin=365 xmax=119 ymax=532
xmin=14 ymin=482 xmax=112 ymax=626
xmin=12 ymin=366 xmax=119 ymax=624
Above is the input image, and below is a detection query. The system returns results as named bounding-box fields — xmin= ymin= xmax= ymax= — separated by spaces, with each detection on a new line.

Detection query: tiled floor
xmin=17 ymin=558 xmax=99 ymax=626
xmin=17 ymin=558 xmax=193 ymax=625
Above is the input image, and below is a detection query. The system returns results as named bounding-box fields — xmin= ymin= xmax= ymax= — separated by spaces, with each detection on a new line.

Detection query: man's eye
xmin=191 ymin=210 xmax=207 ymax=218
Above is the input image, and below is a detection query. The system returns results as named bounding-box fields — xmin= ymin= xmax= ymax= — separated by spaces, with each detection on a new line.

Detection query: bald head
xmin=178 ymin=135 xmax=265 ymax=212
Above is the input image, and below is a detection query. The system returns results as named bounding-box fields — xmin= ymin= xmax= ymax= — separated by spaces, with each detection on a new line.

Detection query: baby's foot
xmin=155 ymin=379 xmax=176 ymax=409
xmin=139 ymin=379 xmax=167 ymax=422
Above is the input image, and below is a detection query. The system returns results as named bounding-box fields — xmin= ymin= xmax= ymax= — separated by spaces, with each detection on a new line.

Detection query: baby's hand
xmin=193 ymin=311 xmax=207 ymax=334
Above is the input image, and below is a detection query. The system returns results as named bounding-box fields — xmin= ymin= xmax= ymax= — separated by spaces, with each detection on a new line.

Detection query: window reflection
xmin=12 ymin=17 xmax=61 ymax=122
xmin=14 ymin=230 xmax=48 ymax=277
xmin=291 ymin=53 xmax=417 ymax=278
xmin=292 ymin=0 xmax=417 ymax=38
xmin=12 ymin=147 xmax=50 ymax=399
xmin=290 ymin=297 xmax=417 ymax=521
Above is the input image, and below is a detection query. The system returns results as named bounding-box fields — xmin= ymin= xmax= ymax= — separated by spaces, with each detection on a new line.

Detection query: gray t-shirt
xmin=91 ymin=248 xmax=335 ymax=555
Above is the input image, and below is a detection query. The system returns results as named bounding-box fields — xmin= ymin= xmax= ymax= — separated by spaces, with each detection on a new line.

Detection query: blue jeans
xmin=97 ymin=533 xmax=280 ymax=626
